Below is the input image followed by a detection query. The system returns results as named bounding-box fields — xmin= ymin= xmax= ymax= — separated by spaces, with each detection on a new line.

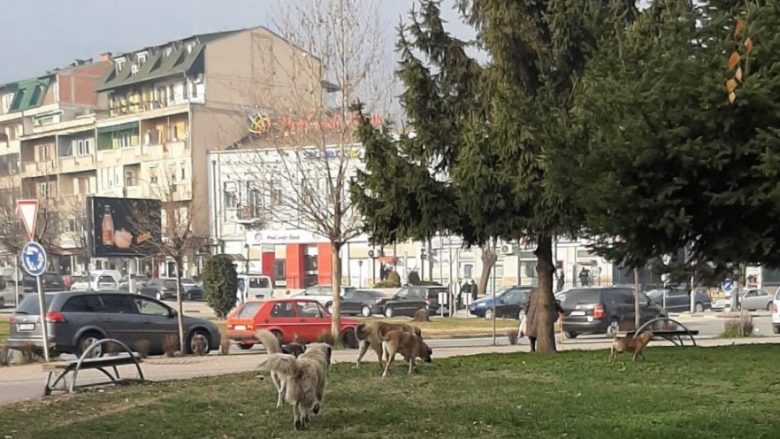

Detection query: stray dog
xmin=381 ymin=329 xmax=432 ymax=378
xmin=259 ymin=342 xmax=332 ymax=430
xmin=255 ymin=330 xmax=306 ymax=407
xmin=609 ymin=331 xmax=653 ymax=362
xmin=355 ymin=321 xmax=422 ymax=369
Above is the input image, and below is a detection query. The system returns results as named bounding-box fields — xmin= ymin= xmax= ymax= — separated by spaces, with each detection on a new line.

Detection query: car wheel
xmin=76 ymin=332 xmax=104 ymax=358
xmin=606 ymin=319 xmax=620 ymax=337
xmin=484 ymin=309 xmax=494 ymax=320
xmin=565 ymin=331 xmax=578 ymax=339
xmin=238 ymin=343 xmax=254 ymax=350
xmin=694 ymin=302 xmax=704 ymax=313
xmin=339 ymin=328 xmax=358 ymax=349
xmin=767 ymin=302 xmax=774 ymax=311
xmin=187 ymin=330 xmax=211 ymax=355
xmin=361 ymin=305 xmax=371 ymax=317
xmin=384 ymin=307 xmax=394 ymax=318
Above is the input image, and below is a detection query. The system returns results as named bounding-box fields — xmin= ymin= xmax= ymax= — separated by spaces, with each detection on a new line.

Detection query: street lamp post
xmin=244 ymin=243 xmax=250 ymax=274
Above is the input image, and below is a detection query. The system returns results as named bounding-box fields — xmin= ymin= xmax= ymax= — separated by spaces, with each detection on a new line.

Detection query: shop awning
xmin=378 ymin=256 xmax=399 ymax=264
xmin=97 ymin=121 xmax=139 ymax=134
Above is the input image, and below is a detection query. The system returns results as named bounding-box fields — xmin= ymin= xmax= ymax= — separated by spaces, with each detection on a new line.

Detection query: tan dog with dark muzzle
xmin=609 ymin=331 xmax=653 ymax=362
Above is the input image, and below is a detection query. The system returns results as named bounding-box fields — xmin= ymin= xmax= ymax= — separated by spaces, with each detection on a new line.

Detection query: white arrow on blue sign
xmin=21 ymin=242 xmax=47 ymax=277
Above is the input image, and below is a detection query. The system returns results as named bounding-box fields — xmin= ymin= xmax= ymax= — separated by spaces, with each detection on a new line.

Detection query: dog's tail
xmin=259 ymin=353 xmax=299 ymax=376
xmin=255 ymin=329 xmax=282 ymax=354
xmin=355 ymin=323 xmax=371 ymax=341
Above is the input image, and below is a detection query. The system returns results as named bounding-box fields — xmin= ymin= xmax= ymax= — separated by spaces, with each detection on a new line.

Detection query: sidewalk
xmin=2 ymin=335 xmax=779 ymax=406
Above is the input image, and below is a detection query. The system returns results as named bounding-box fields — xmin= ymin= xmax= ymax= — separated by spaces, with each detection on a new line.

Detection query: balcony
xmin=22 ymin=159 xmax=57 ymax=177
xmin=59 ymin=155 xmax=96 ymax=174
xmin=140 ymin=140 xmax=189 ymax=160
xmin=235 ymin=206 xmax=266 ymax=229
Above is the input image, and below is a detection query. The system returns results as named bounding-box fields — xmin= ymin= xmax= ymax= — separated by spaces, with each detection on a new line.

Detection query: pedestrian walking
xmin=521 ymin=289 xmax=564 ymax=352
xmin=579 ymin=267 xmax=590 ymax=287
xmin=470 ymin=279 xmax=478 ymax=301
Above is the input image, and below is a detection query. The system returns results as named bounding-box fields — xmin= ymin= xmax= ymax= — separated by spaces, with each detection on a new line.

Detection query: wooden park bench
xmin=42 ymin=339 xmax=144 ymax=396
xmin=617 ymin=317 xmax=699 ymax=347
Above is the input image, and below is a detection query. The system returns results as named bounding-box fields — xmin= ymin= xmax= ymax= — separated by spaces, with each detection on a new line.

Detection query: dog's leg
xmin=355 ymin=339 xmax=369 ymax=367
xmin=293 ymin=404 xmax=303 ymax=430
xmin=271 ymin=372 xmax=283 ymax=408
xmin=374 ymin=340 xmax=385 ymax=370
xmin=381 ymin=343 xmax=395 ymax=379
xmin=408 ymin=356 xmax=416 ymax=375
xmin=609 ymin=346 xmax=615 ymax=362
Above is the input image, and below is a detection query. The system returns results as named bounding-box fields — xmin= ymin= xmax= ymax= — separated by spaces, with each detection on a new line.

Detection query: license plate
xmin=570 ymin=311 xmax=586 ymax=316
xmin=17 ymin=323 xmax=35 ymax=331
xmin=235 ymin=325 xmax=247 ymax=331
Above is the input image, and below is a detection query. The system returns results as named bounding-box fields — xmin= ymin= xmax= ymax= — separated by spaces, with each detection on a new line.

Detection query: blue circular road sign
xmin=722 ymin=277 xmax=735 ymax=295
xmin=21 ymin=241 xmax=47 ymax=277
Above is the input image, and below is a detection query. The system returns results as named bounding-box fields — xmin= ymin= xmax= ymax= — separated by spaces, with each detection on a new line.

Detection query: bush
xmin=408 ymin=271 xmax=421 ymax=285
xmin=203 ymin=255 xmax=238 ymax=318
xmin=722 ymin=312 xmax=754 ymax=338
xmin=387 ymin=271 xmax=401 ymax=286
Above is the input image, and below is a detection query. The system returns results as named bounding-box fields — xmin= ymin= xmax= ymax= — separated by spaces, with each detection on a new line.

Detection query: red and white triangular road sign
xmin=16 ymin=199 xmax=39 ymax=241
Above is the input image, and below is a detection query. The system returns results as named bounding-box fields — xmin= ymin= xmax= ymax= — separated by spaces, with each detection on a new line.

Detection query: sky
xmin=0 ymin=0 xmax=472 ymax=84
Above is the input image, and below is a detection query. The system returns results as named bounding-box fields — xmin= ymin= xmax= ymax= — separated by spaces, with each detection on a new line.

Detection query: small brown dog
xmin=381 ymin=330 xmax=432 ymax=378
xmin=609 ymin=331 xmax=653 ymax=362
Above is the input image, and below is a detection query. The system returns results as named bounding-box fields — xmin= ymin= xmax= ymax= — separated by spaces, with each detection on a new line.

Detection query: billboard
xmin=87 ymin=196 xmax=162 ymax=257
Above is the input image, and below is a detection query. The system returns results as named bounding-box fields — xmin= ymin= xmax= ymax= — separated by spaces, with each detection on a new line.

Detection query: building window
xmin=180 ymin=162 xmax=186 ymax=181
xmin=68 ymin=218 xmax=77 ymax=233
xmin=149 ymin=165 xmax=159 ymax=185
xmin=224 ymin=182 xmax=238 ymax=209
xmin=137 ymin=53 xmax=147 ymax=65
xmin=115 ymin=58 xmax=125 ymax=73
xmin=38 ymin=182 xmax=50 ymax=199
xmin=523 ymin=262 xmax=538 ymax=279
xmin=269 ymin=179 xmax=283 ymax=207
xmin=78 ymin=139 xmax=91 ymax=156
xmin=130 ymin=64 xmax=139 ymax=76
xmin=125 ymin=170 xmax=138 ymax=187
xmin=275 ymin=259 xmax=286 ymax=281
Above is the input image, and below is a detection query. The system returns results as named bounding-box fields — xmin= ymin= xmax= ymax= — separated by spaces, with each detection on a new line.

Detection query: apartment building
xmin=0 ymin=26 xmax=330 ymax=278
xmin=0 ymin=59 xmax=110 ymax=273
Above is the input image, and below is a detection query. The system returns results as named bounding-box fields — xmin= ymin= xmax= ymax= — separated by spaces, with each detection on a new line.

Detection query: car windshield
xmin=71 ymin=276 xmax=87 ymax=283
xmin=562 ymin=289 xmax=602 ymax=308
xmin=16 ymin=294 xmax=56 ymax=315
xmin=238 ymin=302 xmax=263 ymax=319
xmin=249 ymin=277 xmax=270 ymax=288
xmin=181 ymin=278 xmax=195 ymax=284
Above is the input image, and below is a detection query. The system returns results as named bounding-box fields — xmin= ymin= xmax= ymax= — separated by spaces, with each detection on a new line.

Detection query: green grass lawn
xmin=2 ymin=345 xmax=779 ymax=438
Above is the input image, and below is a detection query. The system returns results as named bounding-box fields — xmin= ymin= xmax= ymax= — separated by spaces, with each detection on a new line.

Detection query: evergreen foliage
xmin=203 ymin=255 xmax=238 ymax=319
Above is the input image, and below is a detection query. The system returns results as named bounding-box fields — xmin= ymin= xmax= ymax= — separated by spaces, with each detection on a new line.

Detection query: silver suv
xmin=7 ymin=291 xmax=220 ymax=356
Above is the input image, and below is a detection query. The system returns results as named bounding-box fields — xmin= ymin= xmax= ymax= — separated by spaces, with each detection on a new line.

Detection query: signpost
xmin=16 ymin=200 xmax=50 ymax=362
xmin=723 ymin=277 xmax=737 ymax=310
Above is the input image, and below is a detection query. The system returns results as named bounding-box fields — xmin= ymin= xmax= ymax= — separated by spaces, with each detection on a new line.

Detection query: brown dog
xmin=609 ymin=331 xmax=654 ymax=362
xmin=381 ymin=330 xmax=432 ymax=378
xmin=355 ymin=322 xmax=422 ymax=369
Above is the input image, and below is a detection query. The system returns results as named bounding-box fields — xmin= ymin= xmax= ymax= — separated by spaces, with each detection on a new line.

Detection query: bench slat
xmin=42 ymin=355 xmax=143 ymax=371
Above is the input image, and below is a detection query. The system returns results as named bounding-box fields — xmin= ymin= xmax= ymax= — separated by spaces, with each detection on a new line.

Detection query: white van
xmin=237 ymin=274 xmax=288 ymax=302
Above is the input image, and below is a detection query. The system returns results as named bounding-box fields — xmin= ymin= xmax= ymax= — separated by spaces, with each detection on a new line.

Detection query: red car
xmin=227 ymin=298 xmax=359 ymax=349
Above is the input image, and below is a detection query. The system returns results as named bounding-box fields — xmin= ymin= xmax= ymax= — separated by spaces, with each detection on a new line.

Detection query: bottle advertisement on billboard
xmin=88 ymin=196 xmax=162 ymax=257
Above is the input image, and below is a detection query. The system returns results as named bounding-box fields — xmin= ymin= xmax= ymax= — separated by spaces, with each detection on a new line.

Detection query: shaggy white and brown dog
xmin=255 ymin=330 xmax=307 ymax=408
xmin=259 ymin=342 xmax=332 ymax=430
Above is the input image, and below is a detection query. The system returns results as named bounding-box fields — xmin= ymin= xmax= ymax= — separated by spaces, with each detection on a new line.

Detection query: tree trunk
xmin=533 ymin=235 xmax=557 ymax=353
xmin=330 ymin=241 xmax=342 ymax=340
xmin=176 ymin=257 xmax=186 ymax=354
xmin=477 ymin=242 xmax=498 ymax=297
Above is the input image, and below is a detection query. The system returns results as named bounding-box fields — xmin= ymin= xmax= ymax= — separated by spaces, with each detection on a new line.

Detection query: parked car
xmin=329 ymin=289 xmax=387 ymax=317
xmin=771 ymin=288 xmax=780 ymax=334
xmin=69 ymin=276 xmax=91 ymax=291
xmin=226 ymin=298 xmax=359 ymax=349
xmin=118 ymin=275 xmax=151 ymax=292
xmin=182 ymin=285 xmax=204 ymax=301
xmin=646 ymin=288 xmax=712 ymax=313
xmin=0 ymin=284 xmax=14 ymax=308
xmin=372 ymin=286 xmax=430 ymax=318
xmin=739 ymin=288 xmax=774 ymax=311
xmin=561 ymin=287 xmax=667 ymax=338
xmin=237 ymin=274 xmax=285 ymax=302
xmin=295 ymin=285 xmax=355 ymax=307
xmin=470 ymin=286 xmax=534 ymax=319
xmin=22 ymin=272 xmax=65 ymax=294
xmin=6 ymin=291 xmax=220 ymax=356
xmin=0 ymin=274 xmax=5 ymax=291
xmin=139 ymin=278 xmax=180 ymax=301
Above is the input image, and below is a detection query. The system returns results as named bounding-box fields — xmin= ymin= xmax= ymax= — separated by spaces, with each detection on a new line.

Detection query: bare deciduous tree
xmin=228 ymin=0 xmax=392 ymax=339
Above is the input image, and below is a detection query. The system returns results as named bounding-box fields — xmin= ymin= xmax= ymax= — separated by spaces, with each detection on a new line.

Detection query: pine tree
xmin=354 ymin=0 xmax=637 ymax=352
xmin=568 ymin=0 xmax=780 ymax=274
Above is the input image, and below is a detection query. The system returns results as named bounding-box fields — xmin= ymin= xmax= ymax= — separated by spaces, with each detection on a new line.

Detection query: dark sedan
xmin=327 ymin=289 xmax=387 ymax=317
xmin=7 ymin=291 xmax=220 ymax=356
xmin=139 ymin=278 xmax=179 ymax=301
